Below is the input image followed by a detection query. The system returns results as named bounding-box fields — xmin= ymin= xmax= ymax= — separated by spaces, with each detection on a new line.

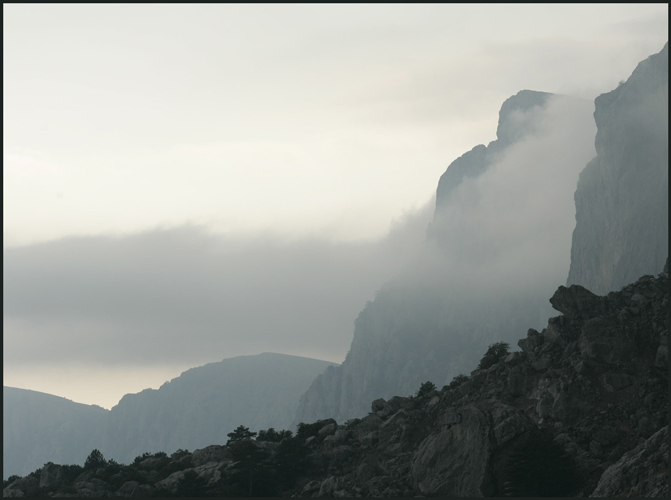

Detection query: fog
xmin=3 ymin=200 xmax=433 ymax=369
xmin=420 ymin=95 xmax=597 ymax=297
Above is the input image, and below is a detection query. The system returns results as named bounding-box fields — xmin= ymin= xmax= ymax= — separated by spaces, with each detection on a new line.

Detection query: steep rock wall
xmin=567 ymin=43 xmax=668 ymax=294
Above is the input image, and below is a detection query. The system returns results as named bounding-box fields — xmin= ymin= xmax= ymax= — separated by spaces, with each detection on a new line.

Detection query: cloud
xmin=3 ymin=202 xmax=433 ymax=369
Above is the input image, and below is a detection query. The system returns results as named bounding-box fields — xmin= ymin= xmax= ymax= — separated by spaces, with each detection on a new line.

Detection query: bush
xmin=256 ymin=428 xmax=293 ymax=442
xmin=171 ymin=449 xmax=190 ymax=459
xmin=296 ymin=421 xmax=324 ymax=441
xmin=3 ymin=475 xmax=21 ymax=488
xmin=478 ymin=342 xmax=510 ymax=370
xmin=447 ymin=374 xmax=470 ymax=389
xmin=415 ymin=381 xmax=437 ymax=398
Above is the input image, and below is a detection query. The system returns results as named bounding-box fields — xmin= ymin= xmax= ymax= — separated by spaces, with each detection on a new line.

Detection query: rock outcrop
xmin=6 ymin=263 xmax=667 ymax=497
xmin=567 ymin=42 xmax=668 ymax=294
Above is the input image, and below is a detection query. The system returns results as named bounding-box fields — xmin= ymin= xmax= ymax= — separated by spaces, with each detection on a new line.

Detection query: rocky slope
xmin=3 ymin=353 xmax=335 ymax=478
xmin=5 ymin=261 xmax=667 ymax=497
xmin=567 ymin=42 xmax=668 ymax=294
xmin=293 ymin=89 xmax=596 ymax=425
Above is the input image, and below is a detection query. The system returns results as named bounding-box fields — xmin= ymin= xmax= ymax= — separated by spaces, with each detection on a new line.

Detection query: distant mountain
xmin=567 ymin=42 xmax=669 ymax=293
xmin=293 ymin=89 xmax=596 ymax=425
xmin=3 ymin=353 xmax=336 ymax=478
xmin=102 ymin=352 xmax=336 ymax=465
xmin=2 ymin=387 xmax=108 ymax=479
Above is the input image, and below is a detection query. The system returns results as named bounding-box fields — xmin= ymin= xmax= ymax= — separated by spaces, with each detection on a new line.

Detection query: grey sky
xmin=3 ymin=4 xmax=668 ymax=408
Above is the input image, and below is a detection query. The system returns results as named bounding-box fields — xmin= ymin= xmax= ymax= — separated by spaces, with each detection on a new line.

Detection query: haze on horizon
xmin=3 ymin=4 xmax=668 ymax=409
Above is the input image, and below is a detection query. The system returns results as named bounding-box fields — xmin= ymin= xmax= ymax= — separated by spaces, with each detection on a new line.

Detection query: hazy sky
xmin=3 ymin=4 xmax=668 ymax=409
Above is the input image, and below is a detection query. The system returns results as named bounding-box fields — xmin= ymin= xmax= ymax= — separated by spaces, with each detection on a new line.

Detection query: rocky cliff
xmin=293 ymin=89 xmax=596 ymax=425
xmin=6 ymin=262 xmax=667 ymax=497
xmin=567 ymin=43 xmax=668 ymax=294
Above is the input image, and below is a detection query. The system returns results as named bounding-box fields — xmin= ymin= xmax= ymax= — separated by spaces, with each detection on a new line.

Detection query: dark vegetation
xmin=477 ymin=341 xmax=510 ymax=370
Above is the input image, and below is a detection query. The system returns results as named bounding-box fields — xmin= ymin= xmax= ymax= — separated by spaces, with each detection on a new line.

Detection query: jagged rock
xmin=579 ymin=317 xmax=635 ymax=365
xmin=600 ymin=373 xmax=635 ymax=392
xmin=155 ymin=461 xmax=223 ymax=494
xmin=550 ymin=285 xmax=606 ymax=319
xmin=318 ymin=423 xmax=337 ymax=437
xmin=654 ymin=344 xmax=668 ymax=368
xmin=191 ymin=445 xmax=230 ymax=467
xmin=590 ymin=426 xmax=668 ymax=497
xmin=39 ymin=463 xmax=65 ymax=488
xmin=411 ymin=400 xmax=535 ymax=496
xmin=2 ymin=476 xmax=38 ymax=497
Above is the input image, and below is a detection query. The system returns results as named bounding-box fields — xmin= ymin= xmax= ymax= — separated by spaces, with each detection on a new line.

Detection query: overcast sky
xmin=3 ymin=4 xmax=668 ymax=409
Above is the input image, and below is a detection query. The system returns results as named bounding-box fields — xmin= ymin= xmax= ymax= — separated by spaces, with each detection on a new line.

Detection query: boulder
xmin=411 ymin=400 xmax=535 ymax=496
xmin=550 ymin=285 xmax=606 ymax=319
xmin=39 ymin=463 xmax=65 ymax=488
xmin=590 ymin=426 xmax=668 ymax=497
xmin=191 ymin=445 xmax=231 ymax=467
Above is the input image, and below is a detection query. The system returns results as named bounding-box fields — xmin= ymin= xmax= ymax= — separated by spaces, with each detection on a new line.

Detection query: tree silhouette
xmin=416 ymin=381 xmax=437 ymax=397
xmin=226 ymin=425 xmax=257 ymax=445
xmin=84 ymin=449 xmax=107 ymax=470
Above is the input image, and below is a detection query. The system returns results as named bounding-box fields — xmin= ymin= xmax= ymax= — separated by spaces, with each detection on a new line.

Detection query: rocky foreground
xmin=4 ymin=262 xmax=668 ymax=497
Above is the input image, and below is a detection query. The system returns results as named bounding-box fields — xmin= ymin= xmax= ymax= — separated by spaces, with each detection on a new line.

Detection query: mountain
xmin=2 ymin=387 xmax=108 ymax=479
xmin=3 ymin=353 xmax=335 ymax=478
xmin=102 ymin=353 xmax=336 ymax=465
xmin=567 ymin=43 xmax=669 ymax=294
xmin=293 ymin=89 xmax=597 ymax=425
xmin=5 ymin=262 xmax=667 ymax=497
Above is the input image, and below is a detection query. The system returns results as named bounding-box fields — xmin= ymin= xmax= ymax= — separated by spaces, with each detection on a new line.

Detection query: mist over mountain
xmin=3 ymin=353 xmax=335 ymax=479
xmin=293 ymin=90 xmax=598 ymax=425
xmin=3 ymin=41 xmax=668 ymax=497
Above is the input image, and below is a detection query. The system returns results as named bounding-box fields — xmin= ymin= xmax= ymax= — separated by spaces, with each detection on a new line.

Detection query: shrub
xmin=3 ymin=475 xmax=21 ymax=488
xmin=296 ymin=421 xmax=323 ymax=441
xmin=256 ymin=428 xmax=293 ymax=442
xmin=448 ymin=374 xmax=470 ymax=389
xmin=171 ymin=449 xmax=190 ymax=459
xmin=133 ymin=452 xmax=153 ymax=465
xmin=478 ymin=342 xmax=510 ymax=370
xmin=415 ymin=381 xmax=437 ymax=398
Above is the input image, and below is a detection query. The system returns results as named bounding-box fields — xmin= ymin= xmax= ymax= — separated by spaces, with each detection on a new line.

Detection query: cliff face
xmin=567 ymin=43 xmax=668 ymax=294
xmin=293 ymin=90 xmax=596 ymax=425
